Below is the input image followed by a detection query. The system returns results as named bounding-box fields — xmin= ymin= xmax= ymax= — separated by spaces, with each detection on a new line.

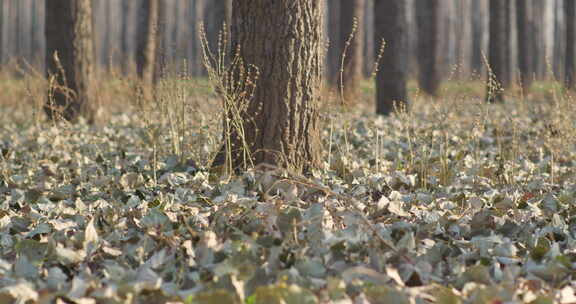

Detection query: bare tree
xmin=415 ymin=0 xmax=442 ymax=96
xmin=374 ymin=0 xmax=408 ymax=115
xmin=516 ymin=0 xmax=534 ymax=90
xmin=566 ymin=0 xmax=575 ymax=89
xmin=339 ymin=0 xmax=365 ymax=102
xmin=135 ymin=0 xmax=159 ymax=100
xmin=45 ymin=0 xmax=95 ymax=122
xmin=213 ymin=0 xmax=323 ymax=173
xmin=327 ymin=0 xmax=341 ymax=86
xmin=486 ymin=0 xmax=508 ymax=103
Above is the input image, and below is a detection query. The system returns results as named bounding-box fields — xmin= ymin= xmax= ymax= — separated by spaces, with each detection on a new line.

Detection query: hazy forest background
xmin=1 ymin=1 xmax=576 ymax=303
xmin=0 ymin=0 xmax=572 ymax=87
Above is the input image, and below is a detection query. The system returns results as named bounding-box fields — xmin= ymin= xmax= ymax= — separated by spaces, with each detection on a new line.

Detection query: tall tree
xmin=213 ymin=0 xmax=323 ymax=173
xmin=204 ymin=0 xmax=232 ymax=56
xmin=374 ymin=0 xmax=408 ymax=115
xmin=326 ymin=0 xmax=341 ymax=85
xmin=44 ymin=0 xmax=95 ymax=122
xmin=339 ymin=0 xmax=365 ymax=102
xmin=486 ymin=0 xmax=508 ymax=103
xmin=0 ymin=0 xmax=3 ymax=66
xmin=516 ymin=0 xmax=534 ymax=91
xmin=135 ymin=0 xmax=159 ymax=100
xmin=363 ymin=0 xmax=375 ymax=78
xmin=566 ymin=0 xmax=575 ymax=89
xmin=415 ymin=0 xmax=442 ymax=96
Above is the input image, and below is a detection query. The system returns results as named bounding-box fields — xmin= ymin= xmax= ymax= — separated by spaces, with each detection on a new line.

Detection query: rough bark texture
xmin=374 ymin=0 xmax=408 ymax=115
xmin=327 ymin=0 xmax=341 ymax=86
xmin=214 ymin=0 xmax=323 ymax=173
xmin=415 ymin=0 xmax=442 ymax=96
xmin=44 ymin=0 xmax=95 ymax=122
xmin=566 ymin=0 xmax=575 ymax=89
xmin=339 ymin=0 xmax=365 ymax=103
xmin=486 ymin=0 xmax=507 ymax=103
xmin=135 ymin=0 xmax=158 ymax=98
xmin=516 ymin=0 xmax=534 ymax=90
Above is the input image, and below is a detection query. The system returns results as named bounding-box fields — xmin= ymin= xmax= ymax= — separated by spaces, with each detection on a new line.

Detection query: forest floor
xmin=0 ymin=71 xmax=575 ymax=303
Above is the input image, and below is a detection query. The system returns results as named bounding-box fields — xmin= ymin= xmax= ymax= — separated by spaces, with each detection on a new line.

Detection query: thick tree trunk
xmin=516 ymin=0 xmax=534 ymax=90
xmin=135 ymin=0 xmax=159 ymax=94
xmin=213 ymin=0 xmax=323 ymax=174
xmin=415 ymin=0 xmax=442 ymax=96
xmin=374 ymin=0 xmax=408 ymax=115
xmin=327 ymin=0 xmax=341 ymax=86
xmin=339 ymin=0 xmax=364 ymax=103
xmin=45 ymin=0 xmax=95 ymax=122
xmin=566 ymin=0 xmax=575 ymax=89
xmin=486 ymin=0 xmax=507 ymax=103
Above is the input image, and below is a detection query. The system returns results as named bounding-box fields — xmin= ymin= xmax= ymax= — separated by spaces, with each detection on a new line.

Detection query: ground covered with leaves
xmin=1 ymin=90 xmax=576 ymax=303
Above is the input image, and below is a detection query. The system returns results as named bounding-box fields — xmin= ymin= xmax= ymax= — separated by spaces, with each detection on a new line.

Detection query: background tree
xmin=486 ymin=0 xmax=508 ymax=103
xmin=374 ymin=0 xmax=408 ymax=115
xmin=213 ymin=0 xmax=323 ymax=173
xmin=566 ymin=0 xmax=575 ymax=89
xmin=326 ymin=1 xmax=341 ymax=86
xmin=415 ymin=0 xmax=442 ymax=96
xmin=339 ymin=0 xmax=365 ymax=102
xmin=135 ymin=0 xmax=159 ymax=100
xmin=203 ymin=0 xmax=232 ymax=61
xmin=516 ymin=0 xmax=534 ymax=91
xmin=44 ymin=0 xmax=95 ymax=122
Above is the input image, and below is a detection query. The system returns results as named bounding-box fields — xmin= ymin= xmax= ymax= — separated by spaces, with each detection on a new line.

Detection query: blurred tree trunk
xmin=503 ymin=0 xmax=514 ymax=88
xmin=486 ymin=0 xmax=507 ymax=103
xmin=213 ymin=0 xmax=323 ymax=173
xmin=471 ymin=0 xmax=488 ymax=77
xmin=0 ymin=0 xmax=3 ymax=66
xmin=44 ymin=0 xmax=95 ymax=122
xmin=203 ymin=0 xmax=232 ymax=70
xmin=135 ymin=0 xmax=159 ymax=100
xmin=340 ymin=0 xmax=364 ymax=102
xmin=121 ymin=0 xmax=132 ymax=74
xmin=415 ymin=0 xmax=441 ymax=96
xmin=327 ymin=0 xmax=340 ymax=86
xmin=374 ymin=0 xmax=408 ymax=115
xmin=189 ymin=0 xmax=205 ymax=76
xmin=566 ymin=0 xmax=575 ymax=89
xmin=516 ymin=0 xmax=534 ymax=91
xmin=363 ymin=0 xmax=374 ymax=78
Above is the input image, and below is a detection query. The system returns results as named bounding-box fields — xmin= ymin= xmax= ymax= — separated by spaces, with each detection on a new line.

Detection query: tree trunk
xmin=136 ymin=0 xmax=159 ymax=95
xmin=415 ymin=0 xmax=442 ymax=96
xmin=566 ymin=0 xmax=575 ymax=89
xmin=45 ymin=0 xmax=95 ymax=122
xmin=516 ymin=0 xmax=534 ymax=90
xmin=486 ymin=0 xmax=507 ymax=103
xmin=0 ymin=0 xmax=3 ymax=66
xmin=213 ymin=0 xmax=323 ymax=174
xmin=326 ymin=0 xmax=341 ymax=86
xmin=374 ymin=0 xmax=408 ymax=115
xmin=363 ymin=0 xmax=374 ymax=78
xmin=203 ymin=0 xmax=232 ymax=55
xmin=339 ymin=0 xmax=364 ymax=103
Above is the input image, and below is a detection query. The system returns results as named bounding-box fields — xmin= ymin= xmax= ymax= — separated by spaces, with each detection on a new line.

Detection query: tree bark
xmin=566 ymin=0 xmax=575 ymax=89
xmin=516 ymin=0 xmax=534 ymax=90
xmin=486 ymin=0 xmax=507 ymax=103
xmin=0 ymin=0 xmax=3 ymax=66
xmin=339 ymin=0 xmax=364 ymax=103
xmin=374 ymin=0 xmax=408 ymax=115
xmin=44 ymin=0 xmax=95 ymax=122
xmin=415 ymin=0 xmax=442 ymax=96
xmin=135 ymin=0 xmax=159 ymax=95
xmin=213 ymin=0 xmax=323 ymax=174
